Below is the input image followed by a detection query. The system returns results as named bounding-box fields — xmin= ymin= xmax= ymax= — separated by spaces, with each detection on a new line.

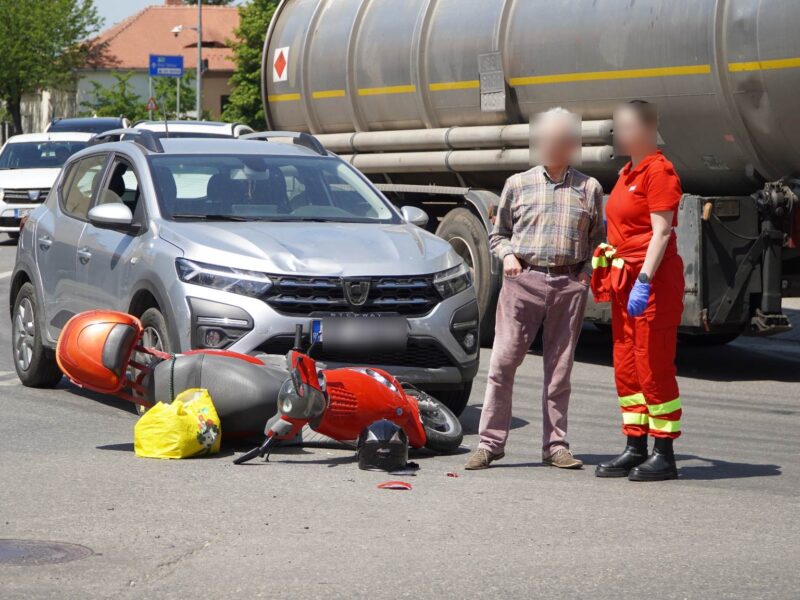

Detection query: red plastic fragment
xmin=377 ymin=481 xmax=412 ymax=491
xmin=446 ymin=472 xmax=459 ymax=478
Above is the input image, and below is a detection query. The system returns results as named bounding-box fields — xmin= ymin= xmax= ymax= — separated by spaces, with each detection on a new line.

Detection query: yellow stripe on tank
xmin=267 ymin=93 xmax=301 ymax=102
xmin=509 ymin=64 xmax=711 ymax=87
xmin=728 ymin=57 xmax=800 ymax=72
xmin=358 ymin=84 xmax=416 ymax=96
xmin=429 ymin=80 xmax=480 ymax=92
xmin=312 ymin=89 xmax=346 ymax=99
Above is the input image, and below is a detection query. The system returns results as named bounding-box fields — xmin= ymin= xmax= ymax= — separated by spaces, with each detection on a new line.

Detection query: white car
xmin=132 ymin=120 xmax=254 ymax=139
xmin=0 ymin=132 xmax=94 ymax=239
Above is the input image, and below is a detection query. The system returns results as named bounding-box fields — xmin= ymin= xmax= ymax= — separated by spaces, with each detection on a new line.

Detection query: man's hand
xmin=503 ymin=254 xmax=523 ymax=277
xmin=577 ymin=271 xmax=591 ymax=286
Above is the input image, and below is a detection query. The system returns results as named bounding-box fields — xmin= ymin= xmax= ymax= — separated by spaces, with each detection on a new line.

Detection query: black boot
xmin=628 ymin=437 xmax=678 ymax=481
xmin=595 ymin=436 xmax=648 ymax=478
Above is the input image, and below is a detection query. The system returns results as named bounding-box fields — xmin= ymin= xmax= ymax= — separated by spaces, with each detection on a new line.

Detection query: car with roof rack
xmin=9 ymin=129 xmax=479 ymax=414
xmin=0 ymin=131 xmax=94 ymax=240
xmin=132 ymin=120 xmax=254 ymax=139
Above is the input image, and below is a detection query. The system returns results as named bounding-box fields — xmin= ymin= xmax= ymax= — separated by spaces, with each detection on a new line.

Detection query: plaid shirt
xmin=489 ymin=166 xmax=605 ymax=276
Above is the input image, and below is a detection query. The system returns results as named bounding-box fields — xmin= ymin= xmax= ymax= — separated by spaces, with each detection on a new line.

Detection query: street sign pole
xmin=176 ymin=77 xmax=181 ymax=118
xmin=148 ymin=76 xmax=153 ymax=120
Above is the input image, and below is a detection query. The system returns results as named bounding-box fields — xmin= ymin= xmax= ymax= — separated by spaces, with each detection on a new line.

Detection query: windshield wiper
xmin=170 ymin=213 xmax=254 ymax=222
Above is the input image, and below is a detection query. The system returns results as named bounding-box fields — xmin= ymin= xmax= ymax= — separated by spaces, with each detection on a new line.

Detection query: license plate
xmin=3 ymin=208 xmax=31 ymax=219
xmin=311 ymin=316 xmax=407 ymax=353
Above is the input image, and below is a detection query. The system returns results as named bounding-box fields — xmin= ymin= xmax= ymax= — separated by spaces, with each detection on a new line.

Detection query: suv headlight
xmin=433 ymin=263 xmax=472 ymax=299
xmin=176 ymin=258 xmax=272 ymax=297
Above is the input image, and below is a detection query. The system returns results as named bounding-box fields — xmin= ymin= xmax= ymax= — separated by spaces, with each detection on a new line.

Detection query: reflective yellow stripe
xmin=649 ymin=397 xmax=682 ymax=417
xmin=312 ymin=89 xmax=346 ymax=100
xmin=429 ymin=80 xmax=480 ymax=91
xmin=649 ymin=417 xmax=681 ymax=433
xmin=728 ymin=57 xmax=800 ymax=72
xmin=619 ymin=393 xmax=646 ymax=407
xmin=592 ymin=256 xmax=608 ymax=269
xmin=358 ymin=84 xmax=416 ymax=96
xmin=267 ymin=93 xmax=301 ymax=103
xmin=509 ymin=64 xmax=710 ymax=87
xmin=623 ymin=412 xmax=649 ymax=426
xmin=611 ymin=258 xmax=625 ymax=269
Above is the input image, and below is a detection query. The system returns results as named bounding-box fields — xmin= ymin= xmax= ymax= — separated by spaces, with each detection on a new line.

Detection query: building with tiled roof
xmin=77 ymin=0 xmax=240 ymax=119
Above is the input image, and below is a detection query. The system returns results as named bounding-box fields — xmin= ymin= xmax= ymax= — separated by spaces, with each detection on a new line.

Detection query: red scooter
xmin=234 ymin=326 xmax=464 ymax=464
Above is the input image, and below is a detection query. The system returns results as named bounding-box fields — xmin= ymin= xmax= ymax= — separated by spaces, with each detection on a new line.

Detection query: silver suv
xmin=10 ymin=130 xmax=479 ymax=413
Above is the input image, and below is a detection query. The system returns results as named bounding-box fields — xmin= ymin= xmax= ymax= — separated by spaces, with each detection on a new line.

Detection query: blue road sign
xmin=149 ymin=54 xmax=184 ymax=78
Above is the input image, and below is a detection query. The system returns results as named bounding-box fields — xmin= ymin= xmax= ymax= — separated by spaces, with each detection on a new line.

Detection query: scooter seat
xmin=147 ymin=353 xmax=287 ymax=438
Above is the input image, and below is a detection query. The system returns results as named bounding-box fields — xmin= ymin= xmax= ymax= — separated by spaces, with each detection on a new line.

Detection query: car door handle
xmin=77 ymin=247 xmax=92 ymax=264
xmin=38 ymin=236 xmax=53 ymax=251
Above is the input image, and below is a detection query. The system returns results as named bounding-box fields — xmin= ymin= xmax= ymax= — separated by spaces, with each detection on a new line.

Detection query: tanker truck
xmin=261 ymin=0 xmax=800 ymax=345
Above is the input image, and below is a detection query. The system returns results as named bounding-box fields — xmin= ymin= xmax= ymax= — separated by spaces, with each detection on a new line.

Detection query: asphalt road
xmin=1 ymin=238 xmax=798 ymax=600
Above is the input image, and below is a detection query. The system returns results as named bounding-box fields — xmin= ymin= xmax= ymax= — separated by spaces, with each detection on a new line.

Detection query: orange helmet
xmin=56 ymin=310 xmax=142 ymax=393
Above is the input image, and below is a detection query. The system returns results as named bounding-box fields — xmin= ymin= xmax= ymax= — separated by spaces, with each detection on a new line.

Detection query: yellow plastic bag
xmin=134 ymin=389 xmax=222 ymax=459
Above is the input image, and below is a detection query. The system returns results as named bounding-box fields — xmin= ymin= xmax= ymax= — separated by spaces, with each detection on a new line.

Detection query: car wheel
xmin=135 ymin=308 xmax=174 ymax=414
xmin=436 ymin=208 xmax=499 ymax=347
xmin=12 ymin=282 xmax=62 ymax=388
xmin=8 ymin=232 xmax=19 ymax=242
xmin=433 ymin=381 xmax=472 ymax=416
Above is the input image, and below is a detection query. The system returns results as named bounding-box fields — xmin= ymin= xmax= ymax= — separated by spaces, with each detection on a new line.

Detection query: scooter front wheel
xmin=406 ymin=389 xmax=464 ymax=453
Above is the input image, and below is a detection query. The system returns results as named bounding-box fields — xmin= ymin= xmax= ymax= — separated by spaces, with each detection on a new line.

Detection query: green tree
xmin=153 ymin=71 xmax=198 ymax=119
xmin=80 ymin=71 xmax=148 ymax=122
xmin=222 ymin=0 xmax=278 ymax=129
xmin=0 ymin=0 xmax=103 ymax=133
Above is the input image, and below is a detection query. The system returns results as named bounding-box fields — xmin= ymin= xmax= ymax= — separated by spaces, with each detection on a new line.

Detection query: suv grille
xmin=258 ymin=336 xmax=454 ymax=369
xmin=264 ymin=275 xmax=441 ymax=317
xmin=3 ymin=188 xmax=49 ymax=204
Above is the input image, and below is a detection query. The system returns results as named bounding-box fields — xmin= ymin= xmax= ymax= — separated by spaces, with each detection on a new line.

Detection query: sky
xmin=94 ymin=0 xmax=244 ymax=29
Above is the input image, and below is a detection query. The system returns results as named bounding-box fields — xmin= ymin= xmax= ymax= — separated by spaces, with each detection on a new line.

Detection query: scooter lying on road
xmin=56 ymin=312 xmax=464 ymax=454
xmin=234 ymin=326 xmax=463 ymax=464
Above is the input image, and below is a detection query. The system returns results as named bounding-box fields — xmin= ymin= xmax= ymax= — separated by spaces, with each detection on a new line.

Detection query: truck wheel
xmin=12 ymin=282 xmax=62 ymax=388
xmin=678 ymin=332 xmax=740 ymax=346
xmin=433 ymin=382 xmax=472 ymax=416
xmin=436 ymin=208 xmax=498 ymax=345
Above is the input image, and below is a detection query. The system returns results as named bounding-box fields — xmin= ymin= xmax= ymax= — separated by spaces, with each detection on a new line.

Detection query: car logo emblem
xmin=27 ymin=190 xmax=40 ymax=201
xmin=343 ymin=279 xmax=371 ymax=307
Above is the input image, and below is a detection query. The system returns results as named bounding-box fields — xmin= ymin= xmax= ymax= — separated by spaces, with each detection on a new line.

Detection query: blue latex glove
xmin=627 ymin=280 xmax=651 ymax=317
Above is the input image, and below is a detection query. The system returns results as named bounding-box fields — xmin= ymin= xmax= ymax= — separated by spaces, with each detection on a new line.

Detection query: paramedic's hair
xmin=624 ymin=100 xmax=658 ymax=126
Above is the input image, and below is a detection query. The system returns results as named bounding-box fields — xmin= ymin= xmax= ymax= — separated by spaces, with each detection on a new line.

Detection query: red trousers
xmin=611 ymin=253 xmax=684 ymax=439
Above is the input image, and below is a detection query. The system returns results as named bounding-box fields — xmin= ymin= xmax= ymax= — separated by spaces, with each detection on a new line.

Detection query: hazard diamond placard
xmin=273 ymin=47 xmax=289 ymax=82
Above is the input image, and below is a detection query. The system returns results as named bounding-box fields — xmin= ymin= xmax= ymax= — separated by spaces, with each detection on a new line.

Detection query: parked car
xmin=46 ymin=117 xmax=130 ymax=134
xmin=0 ymin=132 xmax=94 ymax=240
xmin=131 ymin=120 xmax=254 ymax=139
xmin=10 ymin=130 xmax=479 ymax=413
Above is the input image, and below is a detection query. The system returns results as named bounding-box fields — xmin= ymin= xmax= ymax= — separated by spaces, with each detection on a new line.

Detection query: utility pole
xmin=196 ymin=0 xmax=203 ymax=121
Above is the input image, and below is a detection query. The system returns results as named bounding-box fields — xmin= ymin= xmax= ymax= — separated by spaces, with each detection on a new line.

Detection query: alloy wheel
xmin=13 ymin=298 xmax=36 ymax=372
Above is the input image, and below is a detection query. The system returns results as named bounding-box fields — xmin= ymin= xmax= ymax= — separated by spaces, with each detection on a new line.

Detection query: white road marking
xmin=0 ymin=270 xmax=12 ymax=279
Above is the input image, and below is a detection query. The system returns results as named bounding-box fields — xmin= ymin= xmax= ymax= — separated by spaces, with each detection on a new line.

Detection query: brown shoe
xmin=543 ymin=448 xmax=583 ymax=469
xmin=464 ymin=448 xmax=505 ymax=470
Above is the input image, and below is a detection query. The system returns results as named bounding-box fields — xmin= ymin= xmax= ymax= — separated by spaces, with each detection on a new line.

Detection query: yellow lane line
xmin=428 ymin=80 xmax=480 ymax=91
xmin=357 ymin=84 xmax=416 ymax=96
xmin=510 ymin=64 xmax=711 ymax=87
xmin=312 ymin=89 xmax=346 ymax=99
xmin=728 ymin=57 xmax=800 ymax=72
xmin=267 ymin=93 xmax=301 ymax=102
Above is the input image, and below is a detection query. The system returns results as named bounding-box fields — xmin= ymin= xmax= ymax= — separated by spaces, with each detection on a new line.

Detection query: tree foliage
xmin=222 ymin=0 xmax=278 ymax=129
xmin=0 ymin=0 xmax=103 ymax=133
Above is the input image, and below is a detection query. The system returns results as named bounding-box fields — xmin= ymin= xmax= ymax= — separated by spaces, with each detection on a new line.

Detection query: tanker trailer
xmin=262 ymin=0 xmax=800 ymax=345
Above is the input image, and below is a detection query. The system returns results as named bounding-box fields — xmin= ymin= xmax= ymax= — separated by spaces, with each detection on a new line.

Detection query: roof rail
xmin=241 ymin=131 xmax=327 ymax=156
xmin=90 ymin=128 xmax=164 ymax=153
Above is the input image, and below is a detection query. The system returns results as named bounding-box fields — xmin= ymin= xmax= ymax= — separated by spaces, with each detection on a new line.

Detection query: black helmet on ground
xmin=356 ymin=419 xmax=409 ymax=471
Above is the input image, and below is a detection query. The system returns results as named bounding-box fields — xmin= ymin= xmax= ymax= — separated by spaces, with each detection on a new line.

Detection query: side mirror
xmin=400 ymin=205 xmax=429 ymax=228
xmin=87 ymin=203 xmax=134 ymax=229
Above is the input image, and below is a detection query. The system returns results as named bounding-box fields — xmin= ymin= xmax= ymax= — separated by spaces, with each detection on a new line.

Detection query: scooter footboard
xmin=147 ymin=354 xmax=287 ymax=437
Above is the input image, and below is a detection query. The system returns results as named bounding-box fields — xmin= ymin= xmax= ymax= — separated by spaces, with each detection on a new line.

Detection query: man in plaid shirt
xmin=466 ymin=108 xmax=605 ymax=470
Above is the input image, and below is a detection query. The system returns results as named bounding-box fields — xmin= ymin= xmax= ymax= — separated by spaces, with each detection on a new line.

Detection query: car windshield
xmin=0 ymin=141 xmax=89 ymax=169
xmin=149 ymin=154 xmax=401 ymax=223
xmin=48 ymin=121 xmax=119 ymax=134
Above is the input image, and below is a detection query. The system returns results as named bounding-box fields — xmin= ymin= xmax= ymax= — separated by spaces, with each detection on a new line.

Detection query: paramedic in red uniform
xmin=593 ymin=101 xmax=685 ymax=481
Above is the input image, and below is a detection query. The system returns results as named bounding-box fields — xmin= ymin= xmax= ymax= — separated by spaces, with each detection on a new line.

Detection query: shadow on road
xmin=459 ymin=404 xmax=529 ymax=435
xmin=577 ymin=453 xmax=781 ymax=480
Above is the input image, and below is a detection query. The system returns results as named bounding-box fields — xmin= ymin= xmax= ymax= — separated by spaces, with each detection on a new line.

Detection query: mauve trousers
xmin=478 ymin=269 xmax=588 ymax=457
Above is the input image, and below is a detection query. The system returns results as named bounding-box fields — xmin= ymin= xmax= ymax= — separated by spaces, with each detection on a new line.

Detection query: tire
xmin=436 ymin=208 xmax=498 ymax=346
xmin=136 ymin=307 xmax=173 ymax=414
xmin=406 ymin=388 xmax=464 ymax=453
xmin=678 ymin=332 xmax=740 ymax=346
xmin=11 ymin=282 xmax=62 ymax=388
xmin=8 ymin=232 xmax=19 ymax=242
xmin=432 ymin=381 xmax=472 ymax=416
